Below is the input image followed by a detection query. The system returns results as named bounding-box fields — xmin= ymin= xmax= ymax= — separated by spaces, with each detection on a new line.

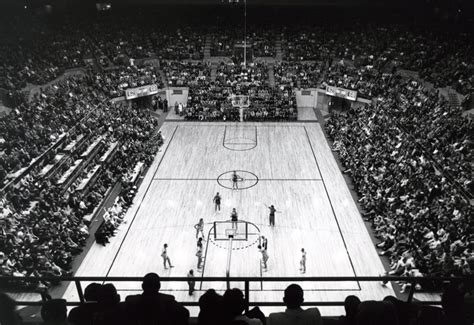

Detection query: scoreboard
xmin=125 ymin=84 xmax=159 ymax=100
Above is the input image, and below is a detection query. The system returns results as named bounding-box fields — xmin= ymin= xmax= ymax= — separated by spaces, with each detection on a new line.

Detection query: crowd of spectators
xmin=183 ymin=62 xmax=296 ymax=121
xmin=0 ymin=9 xmax=472 ymax=294
xmin=274 ymin=62 xmax=324 ymax=90
xmin=87 ymin=65 xmax=163 ymax=98
xmin=0 ymin=17 xmax=94 ymax=91
xmin=0 ymin=71 xmax=162 ymax=282
xmin=2 ymin=276 xmax=473 ymax=325
xmin=162 ymin=61 xmax=211 ymax=87
xmin=327 ymin=99 xmax=473 ymax=287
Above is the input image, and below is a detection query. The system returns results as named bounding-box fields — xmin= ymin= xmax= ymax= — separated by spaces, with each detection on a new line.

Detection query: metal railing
xmin=1 ymin=276 xmax=465 ymax=311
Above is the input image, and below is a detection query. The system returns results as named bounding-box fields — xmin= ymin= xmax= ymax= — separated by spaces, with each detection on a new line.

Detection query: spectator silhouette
xmin=0 ymin=292 xmax=22 ymax=325
xmin=124 ymin=272 xmax=189 ymax=325
xmin=383 ymin=295 xmax=419 ymax=325
xmin=68 ymin=282 xmax=101 ymax=325
xmin=268 ymin=284 xmax=322 ymax=325
xmin=415 ymin=306 xmax=445 ymax=325
xmin=222 ymin=288 xmax=263 ymax=325
xmin=198 ymin=289 xmax=225 ymax=325
xmin=41 ymin=299 xmax=67 ymax=325
xmin=336 ymin=295 xmax=360 ymax=325
xmin=356 ymin=300 xmax=399 ymax=325
xmin=91 ymin=283 xmax=126 ymax=325
xmin=442 ymin=284 xmax=469 ymax=325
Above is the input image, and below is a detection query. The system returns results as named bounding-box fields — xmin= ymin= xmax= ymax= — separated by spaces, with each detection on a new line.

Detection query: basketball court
xmin=62 ymin=121 xmax=394 ymax=315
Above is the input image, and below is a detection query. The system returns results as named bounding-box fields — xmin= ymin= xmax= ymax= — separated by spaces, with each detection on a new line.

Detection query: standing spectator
xmin=268 ymin=284 xmax=322 ymax=325
xmin=161 ymin=244 xmax=174 ymax=269
xmin=187 ymin=269 xmax=195 ymax=296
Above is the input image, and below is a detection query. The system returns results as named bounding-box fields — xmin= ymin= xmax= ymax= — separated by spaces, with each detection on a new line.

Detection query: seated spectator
xmin=268 ymin=284 xmax=322 ymax=325
xmin=415 ymin=306 xmax=445 ymax=325
xmin=382 ymin=296 xmax=419 ymax=325
xmin=41 ymin=299 xmax=68 ymax=325
xmin=356 ymin=301 xmax=399 ymax=325
xmin=0 ymin=292 xmax=22 ymax=325
xmin=222 ymin=288 xmax=263 ymax=325
xmin=68 ymin=282 xmax=101 ymax=325
xmin=94 ymin=284 xmax=126 ymax=325
xmin=441 ymin=284 xmax=470 ymax=325
xmin=336 ymin=295 xmax=360 ymax=325
xmin=124 ymin=272 xmax=189 ymax=325
xmin=198 ymin=289 xmax=225 ymax=325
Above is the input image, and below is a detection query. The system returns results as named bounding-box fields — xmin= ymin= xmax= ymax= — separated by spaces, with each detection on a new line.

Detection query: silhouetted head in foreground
xmin=283 ymin=284 xmax=304 ymax=309
xmin=142 ymin=272 xmax=161 ymax=293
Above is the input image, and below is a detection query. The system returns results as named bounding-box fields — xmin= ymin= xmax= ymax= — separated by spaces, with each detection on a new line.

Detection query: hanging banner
xmin=125 ymin=84 xmax=159 ymax=100
xmin=325 ymin=85 xmax=357 ymax=101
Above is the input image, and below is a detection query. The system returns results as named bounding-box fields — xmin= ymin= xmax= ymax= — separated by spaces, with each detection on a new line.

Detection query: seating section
xmin=0 ymin=9 xmax=472 ymax=294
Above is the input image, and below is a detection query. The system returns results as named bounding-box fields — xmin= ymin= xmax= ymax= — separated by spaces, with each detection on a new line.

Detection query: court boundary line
xmin=103 ymin=125 xmax=180 ymax=279
xmin=152 ymin=178 xmax=323 ymax=181
xmin=303 ymin=126 xmax=361 ymax=291
xmin=105 ymin=123 xmax=360 ymax=292
xmin=223 ymin=126 xmax=258 ymax=151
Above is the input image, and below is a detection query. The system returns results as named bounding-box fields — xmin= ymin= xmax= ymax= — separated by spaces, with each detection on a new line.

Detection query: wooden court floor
xmin=62 ymin=121 xmax=394 ymax=316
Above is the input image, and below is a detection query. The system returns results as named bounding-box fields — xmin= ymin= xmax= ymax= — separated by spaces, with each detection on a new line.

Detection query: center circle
xmin=217 ymin=170 xmax=259 ymax=191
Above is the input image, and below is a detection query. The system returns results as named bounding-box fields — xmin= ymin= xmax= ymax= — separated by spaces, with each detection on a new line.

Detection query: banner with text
xmin=125 ymin=84 xmax=159 ymax=100
xmin=325 ymin=86 xmax=357 ymax=101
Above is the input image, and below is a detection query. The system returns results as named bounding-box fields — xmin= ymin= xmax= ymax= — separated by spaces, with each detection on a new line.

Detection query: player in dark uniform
xmin=213 ymin=192 xmax=221 ymax=211
xmin=230 ymin=208 xmax=238 ymax=229
xmin=260 ymin=236 xmax=268 ymax=250
xmin=267 ymin=204 xmax=278 ymax=227
xmin=231 ymin=171 xmax=242 ymax=190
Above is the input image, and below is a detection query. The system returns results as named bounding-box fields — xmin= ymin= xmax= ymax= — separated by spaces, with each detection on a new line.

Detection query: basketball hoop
xmin=225 ymin=228 xmax=237 ymax=239
xmin=231 ymin=95 xmax=250 ymax=108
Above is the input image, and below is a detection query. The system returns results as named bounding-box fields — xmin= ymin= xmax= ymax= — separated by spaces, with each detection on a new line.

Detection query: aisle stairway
xmin=267 ymin=64 xmax=276 ymax=88
xmin=448 ymin=91 xmax=461 ymax=108
xmin=159 ymin=70 xmax=168 ymax=87
xmin=204 ymin=34 xmax=212 ymax=60
xmin=275 ymin=38 xmax=283 ymax=61
xmin=210 ymin=62 xmax=218 ymax=82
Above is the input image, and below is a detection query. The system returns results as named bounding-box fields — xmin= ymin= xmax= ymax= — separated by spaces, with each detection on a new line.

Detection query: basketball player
xmin=230 ymin=208 xmax=238 ymax=229
xmin=187 ymin=269 xmax=195 ymax=295
xmin=266 ymin=204 xmax=279 ymax=227
xmin=258 ymin=245 xmax=269 ymax=271
xmin=213 ymin=192 xmax=222 ymax=211
xmin=161 ymin=243 xmax=174 ymax=269
xmin=194 ymin=218 xmax=205 ymax=240
xmin=196 ymin=246 xmax=203 ymax=270
xmin=231 ymin=171 xmax=242 ymax=190
xmin=197 ymin=237 xmax=203 ymax=249
xmin=260 ymin=235 xmax=268 ymax=250
xmin=300 ymin=248 xmax=306 ymax=273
